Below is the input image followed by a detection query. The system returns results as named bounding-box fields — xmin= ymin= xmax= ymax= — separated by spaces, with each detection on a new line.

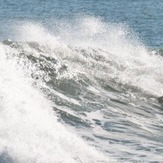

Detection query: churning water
xmin=0 ymin=1 xmax=163 ymax=162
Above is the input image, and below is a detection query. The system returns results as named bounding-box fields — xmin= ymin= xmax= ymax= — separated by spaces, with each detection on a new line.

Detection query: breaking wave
xmin=0 ymin=17 xmax=163 ymax=162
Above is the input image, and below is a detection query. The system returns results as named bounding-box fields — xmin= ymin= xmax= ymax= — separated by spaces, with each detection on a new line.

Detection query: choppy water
xmin=0 ymin=1 xmax=163 ymax=163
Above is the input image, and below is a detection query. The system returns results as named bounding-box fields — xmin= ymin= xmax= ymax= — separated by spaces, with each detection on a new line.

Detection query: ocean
xmin=0 ymin=0 xmax=163 ymax=162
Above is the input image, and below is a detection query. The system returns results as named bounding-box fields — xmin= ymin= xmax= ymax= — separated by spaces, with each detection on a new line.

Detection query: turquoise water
xmin=0 ymin=1 xmax=163 ymax=162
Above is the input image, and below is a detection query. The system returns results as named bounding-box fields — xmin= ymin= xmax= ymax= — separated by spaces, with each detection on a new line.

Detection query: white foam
xmin=2 ymin=16 xmax=163 ymax=161
xmin=11 ymin=17 xmax=163 ymax=96
xmin=0 ymin=44 xmax=110 ymax=163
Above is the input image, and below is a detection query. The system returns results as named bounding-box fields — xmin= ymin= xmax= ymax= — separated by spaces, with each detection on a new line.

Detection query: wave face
xmin=0 ymin=17 xmax=163 ymax=162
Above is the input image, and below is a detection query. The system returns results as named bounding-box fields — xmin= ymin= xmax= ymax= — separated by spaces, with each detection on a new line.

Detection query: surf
xmin=0 ymin=42 xmax=110 ymax=162
xmin=0 ymin=16 xmax=163 ymax=162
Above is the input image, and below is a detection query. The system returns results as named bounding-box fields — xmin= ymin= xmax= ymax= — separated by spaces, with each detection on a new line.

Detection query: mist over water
xmin=0 ymin=1 xmax=163 ymax=162
xmin=11 ymin=18 xmax=163 ymax=97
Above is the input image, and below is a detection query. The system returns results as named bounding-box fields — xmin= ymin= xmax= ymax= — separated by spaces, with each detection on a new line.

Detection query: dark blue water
xmin=0 ymin=0 xmax=163 ymax=47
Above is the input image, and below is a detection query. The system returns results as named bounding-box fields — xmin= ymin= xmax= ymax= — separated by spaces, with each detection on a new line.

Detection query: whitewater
xmin=0 ymin=16 xmax=163 ymax=162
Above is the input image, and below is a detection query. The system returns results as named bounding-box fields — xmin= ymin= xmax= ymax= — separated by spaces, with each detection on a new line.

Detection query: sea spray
xmin=1 ymin=1 xmax=163 ymax=162
xmin=0 ymin=44 xmax=109 ymax=163
xmin=0 ymin=16 xmax=163 ymax=162
xmin=7 ymin=17 xmax=163 ymax=97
